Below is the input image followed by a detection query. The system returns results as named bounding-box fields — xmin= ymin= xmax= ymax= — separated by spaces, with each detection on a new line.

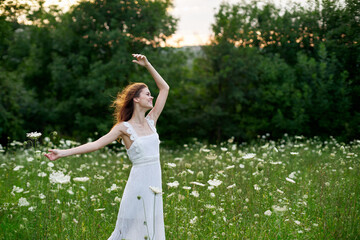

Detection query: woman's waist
xmin=129 ymin=154 xmax=160 ymax=166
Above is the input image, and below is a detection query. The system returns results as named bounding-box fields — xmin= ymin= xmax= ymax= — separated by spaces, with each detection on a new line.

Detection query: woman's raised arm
xmin=132 ymin=54 xmax=169 ymax=125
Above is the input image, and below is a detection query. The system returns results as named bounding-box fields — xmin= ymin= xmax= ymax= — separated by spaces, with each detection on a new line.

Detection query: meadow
xmin=0 ymin=133 xmax=359 ymax=239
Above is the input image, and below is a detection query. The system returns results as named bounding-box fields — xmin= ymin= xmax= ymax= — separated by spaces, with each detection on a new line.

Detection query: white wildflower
xmin=28 ymin=206 xmax=36 ymax=212
xmin=13 ymin=165 xmax=24 ymax=171
xmin=239 ymin=164 xmax=245 ymax=168
xmin=27 ymin=157 xmax=34 ymax=162
xmin=205 ymin=154 xmax=217 ymax=160
xmin=114 ymin=197 xmax=121 ymax=202
xmin=227 ymin=184 xmax=236 ymax=189
xmin=106 ymin=184 xmax=119 ymax=193
xmin=49 ymin=171 xmax=71 ymax=184
xmin=277 ymin=189 xmax=284 ymax=194
xmin=190 ymin=181 xmax=205 ymax=187
xmin=253 ymin=184 xmax=261 ymax=191
xmin=294 ymin=220 xmax=301 ymax=225
xmin=149 ymin=186 xmax=162 ymax=194
xmin=207 ymin=179 xmax=222 ymax=187
xmin=26 ymin=132 xmax=42 ymax=139
xmin=166 ymin=163 xmax=176 ymax=168
xmin=38 ymin=172 xmax=47 ymax=177
xmin=167 ymin=181 xmax=179 ymax=188
xmin=67 ymin=188 xmax=74 ymax=195
xmin=94 ymin=208 xmax=105 ymax=212
xmin=243 ymin=153 xmax=256 ymax=159
xmin=270 ymin=161 xmax=283 ymax=165
xmin=288 ymin=172 xmax=297 ymax=179
xmin=264 ymin=210 xmax=272 ymax=216
xmin=205 ymin=204 xmax=215 ymax=209
xmin=191 ymin=191 xmax=199 ymax=198
xmin=286 ymin=178 xmax=296 ymax=184
xmin=12 ymin=186 xmax=24 ymax=194
xmin=182 ymin=186 xmax=191 ymax=190
xmin=220 ymin=147 xmax=228 ymax=152
xmin=190 ymin=216 xmax=198 ymax=224
xmin=94 ymin=175 xmax=105 ymax=180
xmin=18 ymin=197 xmax=30 ymax=207
xmin=272 ymin=205 xmax=288 ymax=213
xmin=39 ymin=193 xmax=46 ymax=199
xmin=47 ymin=162 xmax=54 ymax=168
xmin=226 ymin=165 xmax=235 ymax=170
xmin=290 ymin=152 xmax=299 ymax=155
xmin=200 ymin=148 xmax=210 ymax=153
xmin=73 ymin=177 xmax=90 ymax=182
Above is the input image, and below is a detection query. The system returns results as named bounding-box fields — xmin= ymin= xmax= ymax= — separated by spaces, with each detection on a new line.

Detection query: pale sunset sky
xmin=37 ymin=0 xmax=307 ymax=47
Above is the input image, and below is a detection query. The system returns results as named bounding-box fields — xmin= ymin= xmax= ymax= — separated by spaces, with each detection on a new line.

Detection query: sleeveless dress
xmin=108 ymin=116 xmax=165 ymax=240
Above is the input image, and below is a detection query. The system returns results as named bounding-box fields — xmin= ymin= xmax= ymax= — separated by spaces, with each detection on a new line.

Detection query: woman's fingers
xmin=132 ymin=53 xmax=146 ymax=60
xmin=44 ymin=149 xmax=58 ymax=161
xmin=44 ymin=153 xmax=52 ymax=160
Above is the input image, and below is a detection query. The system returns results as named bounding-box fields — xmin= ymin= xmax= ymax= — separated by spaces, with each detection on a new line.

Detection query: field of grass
xmin=0 ymin=134 xmax=359 ymax=239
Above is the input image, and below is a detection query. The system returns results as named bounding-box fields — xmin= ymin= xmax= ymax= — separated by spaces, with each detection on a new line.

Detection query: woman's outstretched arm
xmin=44 ymin=124 xmax=124 ymax=161
xmin=132 ymin=53 xmax=169 ymax=124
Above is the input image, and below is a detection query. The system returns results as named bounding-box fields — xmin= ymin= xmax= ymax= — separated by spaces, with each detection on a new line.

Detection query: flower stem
xmin=152 ymin=194 xmax=156 ymax=240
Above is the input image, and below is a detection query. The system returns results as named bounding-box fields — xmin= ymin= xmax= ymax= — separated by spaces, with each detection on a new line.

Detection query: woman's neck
xmin=130 ymin=107 xmax=147 ymax=124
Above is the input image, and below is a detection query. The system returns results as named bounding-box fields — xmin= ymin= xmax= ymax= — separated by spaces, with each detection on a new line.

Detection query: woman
xmin=44 ymin=54 xmax=169 ymax=239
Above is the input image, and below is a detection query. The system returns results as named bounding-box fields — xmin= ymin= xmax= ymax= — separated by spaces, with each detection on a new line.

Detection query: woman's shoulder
xmin=112 ymin=122 xmax=129 ymax=136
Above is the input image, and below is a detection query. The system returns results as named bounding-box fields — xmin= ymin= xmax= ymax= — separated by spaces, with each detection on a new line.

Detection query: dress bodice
xmin=122 ymin=116 xmax=160 ymax=166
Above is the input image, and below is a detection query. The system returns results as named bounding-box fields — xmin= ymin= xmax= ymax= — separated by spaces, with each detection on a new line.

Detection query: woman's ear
xmin=133 ymin=97 xmax=140 ymax=103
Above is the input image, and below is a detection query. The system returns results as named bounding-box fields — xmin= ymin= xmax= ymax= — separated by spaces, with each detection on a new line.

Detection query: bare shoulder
xmin=112 ymin=122 xmax=128 ymax=137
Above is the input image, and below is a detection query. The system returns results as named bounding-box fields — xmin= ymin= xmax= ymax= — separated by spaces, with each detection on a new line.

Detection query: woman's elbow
xmin=163 ymin=84 xmax=170 ymax=91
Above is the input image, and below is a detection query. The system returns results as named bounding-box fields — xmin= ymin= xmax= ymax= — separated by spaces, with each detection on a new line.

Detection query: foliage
xmin=0 ymin=0 xmax=359 ymax=144
xmin=187 ymin=0 xmax=358 ymax=142
xmin=0 ymin=0 xmax=178 ymax=144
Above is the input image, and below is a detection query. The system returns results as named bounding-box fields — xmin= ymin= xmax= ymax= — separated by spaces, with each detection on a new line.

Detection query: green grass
xmin=0 ymin=135 xmax=359 ymax=239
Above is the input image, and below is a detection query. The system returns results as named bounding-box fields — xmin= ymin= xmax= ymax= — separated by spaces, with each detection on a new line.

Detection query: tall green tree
xmin=0 ymin=0 xmax=178 ymax=144
xmin=191 ymin=0 xmax=357 ymax=142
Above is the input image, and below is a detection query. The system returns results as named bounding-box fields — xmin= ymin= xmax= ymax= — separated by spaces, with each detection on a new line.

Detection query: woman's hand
xmin=44 ymin=149 xmax=65 ymax=161
xmin=132 ymin=54 xmax=150 ymax=67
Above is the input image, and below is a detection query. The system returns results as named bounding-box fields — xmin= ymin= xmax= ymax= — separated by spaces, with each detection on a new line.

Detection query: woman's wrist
xmin=145 ymin=62 xmax=152 ymax=69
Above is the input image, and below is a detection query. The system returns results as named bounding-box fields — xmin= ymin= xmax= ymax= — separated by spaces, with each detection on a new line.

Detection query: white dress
xmin=108 ymin=116 xmax=165 ymax=240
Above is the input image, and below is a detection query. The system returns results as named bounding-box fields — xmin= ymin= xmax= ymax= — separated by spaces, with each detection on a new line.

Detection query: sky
xmin=167 ymin=0 xmax=309 ymax=47
xmin=38 ymin=0 xmax=308 ymax=47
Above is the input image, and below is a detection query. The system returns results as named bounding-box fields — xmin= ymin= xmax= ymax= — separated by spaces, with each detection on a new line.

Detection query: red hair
xmin=112 ymin=83 xmax=148 ymax=124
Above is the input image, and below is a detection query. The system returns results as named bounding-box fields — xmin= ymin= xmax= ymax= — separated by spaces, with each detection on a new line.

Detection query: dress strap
xmin=145 ymin=115 xmax=157 ymax=133
xmin=123 ymin=121 xmax=138 ymax=141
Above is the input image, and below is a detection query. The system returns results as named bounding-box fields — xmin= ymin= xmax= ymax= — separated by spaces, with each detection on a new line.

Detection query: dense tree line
xmin=1 ymin=0 xmax=359 ymax=145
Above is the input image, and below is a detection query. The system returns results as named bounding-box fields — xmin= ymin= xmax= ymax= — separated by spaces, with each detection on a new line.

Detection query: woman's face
xmin=135 ymin=87 xmax=153 ymax=109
